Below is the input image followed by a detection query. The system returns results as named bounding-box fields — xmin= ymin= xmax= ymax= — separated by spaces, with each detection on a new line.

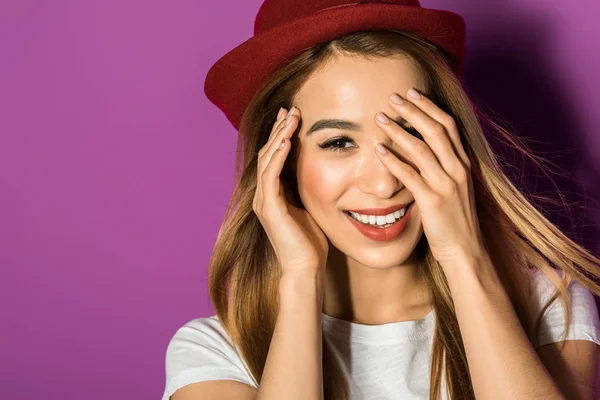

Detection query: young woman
xmin=162 ymin=1 xmax=600 ymax=399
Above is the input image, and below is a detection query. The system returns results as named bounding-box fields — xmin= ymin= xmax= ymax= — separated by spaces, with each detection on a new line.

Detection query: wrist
xmin=281 ymin=267 xmax=324 ymax=281
xmin=279 ymin=269 xmax=324 ymax=307
xmin=442 ymin=250 xmax=497 ymax=291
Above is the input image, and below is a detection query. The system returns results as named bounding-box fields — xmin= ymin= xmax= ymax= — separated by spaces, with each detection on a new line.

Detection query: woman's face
xmin=290 ymin=54 xmax=430 ymax=268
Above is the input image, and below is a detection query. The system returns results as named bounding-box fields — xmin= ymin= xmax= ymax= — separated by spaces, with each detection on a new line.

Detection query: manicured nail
xmin=277 ymin=107 xmax=284 ymax=120
xmin=376 ymin=143 xmax=388 ymax=154
xmin=279 ymin=138 xmax=286 ymax=149
xmin=284 ymin=107 xmax=295 ymax=125
xmin=390 ymin=93 xmax=404 ymax=105
xmin=407 ymin=88 xmax=421 ymax=100
xmin=376 ymin=112 xmax=389 ymax=124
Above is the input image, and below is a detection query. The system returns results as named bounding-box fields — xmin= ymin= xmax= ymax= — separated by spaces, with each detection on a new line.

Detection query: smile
xmin=344 ymin=202 xmax=415 ymax=242
xmin=345 ymin=203 xmax=411 ymax=228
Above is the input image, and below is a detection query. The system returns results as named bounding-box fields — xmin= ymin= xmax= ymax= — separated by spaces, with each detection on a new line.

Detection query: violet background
xmin=1 ymin=0 xmax=599 ymax=399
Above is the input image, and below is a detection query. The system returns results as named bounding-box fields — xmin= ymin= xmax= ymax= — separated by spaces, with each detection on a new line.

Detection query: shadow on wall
xmin=457 ymin=3 xmax=600 ymax=311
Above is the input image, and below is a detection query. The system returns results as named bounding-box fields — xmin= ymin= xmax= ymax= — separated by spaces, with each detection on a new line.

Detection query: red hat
xmin=204 ymin=0 xmax=466 ymax=131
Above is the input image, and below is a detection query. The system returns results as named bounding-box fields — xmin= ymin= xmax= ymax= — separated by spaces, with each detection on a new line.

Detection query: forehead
xmin=293 ymin=54 xmax=428 ymax=121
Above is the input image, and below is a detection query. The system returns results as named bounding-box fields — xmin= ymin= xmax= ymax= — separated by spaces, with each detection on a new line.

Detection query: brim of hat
xmin=204 ymin=3 xmax=466 ymax=130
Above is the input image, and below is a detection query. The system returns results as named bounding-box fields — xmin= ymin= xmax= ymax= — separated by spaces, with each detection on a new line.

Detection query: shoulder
xmin=162 ymin=315 xmax=258 ymax=400
xmin=167 ymin=315 xmax=238 ymax=353
xmin=528 ymin=269 xmax=600 ymax=349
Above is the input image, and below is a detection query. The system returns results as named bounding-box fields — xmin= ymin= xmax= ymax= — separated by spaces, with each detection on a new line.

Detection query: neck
xmin=322 ymin=245 xmax=432 ymax=325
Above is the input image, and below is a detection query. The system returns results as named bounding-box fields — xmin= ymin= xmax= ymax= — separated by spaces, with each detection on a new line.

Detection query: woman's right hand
xmin=253 ymin=106 xmax=329 ymax=278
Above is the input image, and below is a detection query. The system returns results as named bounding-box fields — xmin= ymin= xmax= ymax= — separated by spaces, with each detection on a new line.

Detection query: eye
xmin=318 ymin=135 xmax=356 ymax=152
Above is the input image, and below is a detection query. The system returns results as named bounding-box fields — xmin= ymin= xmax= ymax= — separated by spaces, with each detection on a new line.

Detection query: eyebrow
xmin=305 ymin=116 xmax=410 ymax=136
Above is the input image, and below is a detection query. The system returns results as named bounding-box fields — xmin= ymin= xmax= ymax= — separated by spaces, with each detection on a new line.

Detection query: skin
xmin=288 ymin=53 xmax=434 ymax=325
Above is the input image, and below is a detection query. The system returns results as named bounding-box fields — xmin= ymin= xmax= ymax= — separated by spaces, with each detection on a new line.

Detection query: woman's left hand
xmin=374 ymin=87 xmax=486 ymax=267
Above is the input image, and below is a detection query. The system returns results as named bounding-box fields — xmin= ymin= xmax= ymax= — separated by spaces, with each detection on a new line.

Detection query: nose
xmin=355 ymin=142 xmax=405 ymax=199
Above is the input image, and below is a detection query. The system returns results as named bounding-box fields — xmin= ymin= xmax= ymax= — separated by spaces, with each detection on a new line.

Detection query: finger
xmin=259 ymin=107 xmax=288 ymax=159
xmin=389 ymin=90 xmax=467 ymax=180
xmin=375 ymin=111 xmax=448 ymax=185
xmin=374 ymin=142 xmax=435 ymax=203
xmin=256 ymin=109 xmax=285 ymax=208
xmin=257 ymin=107 xmax=291 ymax=188
xmin=259 ymin=108 xmax=296 ymax=172
xmin=257 ymin=107 xmax=299 ymax=210
xmin=266 ymin=107 xmax=291 ymax=149
xmin=262 ymin=107 xmax=299 ymax=174
xmin=403 ymin=89 xmax=470 ymax=169
xmin=262 ymin=137 xmax=291 ymax=208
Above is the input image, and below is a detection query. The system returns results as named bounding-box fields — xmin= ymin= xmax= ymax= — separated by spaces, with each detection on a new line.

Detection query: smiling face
xmin=289 ymin=53 xmax=431 ymax=268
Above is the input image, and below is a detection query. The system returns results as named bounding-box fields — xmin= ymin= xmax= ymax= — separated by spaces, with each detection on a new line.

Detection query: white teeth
xmin=348 ymin=204 xmax=410 ymax=227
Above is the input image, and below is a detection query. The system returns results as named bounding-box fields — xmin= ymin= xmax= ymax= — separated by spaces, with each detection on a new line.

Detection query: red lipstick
xmin=344 ymin=201 xmax=415 ymax=242
xmin=346 ymin=202 xmax=413 ymax=216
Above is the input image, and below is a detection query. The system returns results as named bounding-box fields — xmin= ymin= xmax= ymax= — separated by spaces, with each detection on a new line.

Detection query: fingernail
xmin=376 ymin=112 xmax=389 ymax=124
xmin=376 ymin=143 xmax=388 ymax=154
xmin=285 ymin=107 xmax=295 ymax=125
xmin=277 ymin=107 xmax=284 ymax=120
xmin=407 ymin=88 xmax=421 ymax=100
xmin=390 ymin=93 xmax=404 ymax=105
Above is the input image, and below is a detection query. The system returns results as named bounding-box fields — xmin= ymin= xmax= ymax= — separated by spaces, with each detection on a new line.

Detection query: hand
xmin=253 ymin=106 xmax=329 ymax=277
xmin=373 ymin=88 xmax=486 ymax=267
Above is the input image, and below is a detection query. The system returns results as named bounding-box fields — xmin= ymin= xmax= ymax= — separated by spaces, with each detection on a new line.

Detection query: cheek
xmin=297 ymin=159 xmax=350 ymax=210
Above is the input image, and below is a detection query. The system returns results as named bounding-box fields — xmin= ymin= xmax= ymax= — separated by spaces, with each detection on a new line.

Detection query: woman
xmin=162 ymin=1 xmax=600 ymax=399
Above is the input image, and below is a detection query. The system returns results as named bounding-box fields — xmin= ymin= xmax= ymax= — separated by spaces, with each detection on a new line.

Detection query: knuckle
xmin=262 ymin=169 xmax=273 ymax=183
xmin=404 ymin=164 xmax=419 ymax=179
xmin=413 ymin=140 xmax=429 ymax=155
xmin=432 ymin=123 xmax=446 ymax=137
xmin=258 ymin=147 xmax=268 ymax=158
xmin=425 ymin=193 xmax=444 ymax=208
xmin=261 ymin=167 xmax=270 ymax=181
xmin=441 ymin=179 xmax=458 ymax=195
xmin=454 ymin=165 xmax=469 ymax=184
xmin=444 ymin=115 xmax=457 ymax=130
xmin=463 ymin=157 xmax=472 ymax=170
xmin=263 ymin=157 xmax=276 ymax=174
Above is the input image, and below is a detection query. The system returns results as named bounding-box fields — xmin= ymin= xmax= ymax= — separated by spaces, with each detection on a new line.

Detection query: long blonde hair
xmin=207 ymin=29 xmax=600 ymax=399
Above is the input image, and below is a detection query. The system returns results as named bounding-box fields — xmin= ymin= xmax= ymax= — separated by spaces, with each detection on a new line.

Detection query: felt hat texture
xmin=204 ymin=0 xmax=466 ymax=130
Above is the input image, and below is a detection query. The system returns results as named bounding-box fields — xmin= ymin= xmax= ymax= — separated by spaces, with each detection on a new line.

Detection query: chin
xmin=362 ymin=248 xmax=417 ymax=269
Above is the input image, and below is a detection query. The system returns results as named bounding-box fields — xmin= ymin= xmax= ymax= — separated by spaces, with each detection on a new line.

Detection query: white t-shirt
xmin=161 ymin=270 xmax=600 ymax=400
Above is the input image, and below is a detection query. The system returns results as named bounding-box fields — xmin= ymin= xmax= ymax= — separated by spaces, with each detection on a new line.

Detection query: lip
xmin=345 ymin=201 xmax=415 ymax=242
xmin=345 ymin=201 xmax=414 ymax=216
